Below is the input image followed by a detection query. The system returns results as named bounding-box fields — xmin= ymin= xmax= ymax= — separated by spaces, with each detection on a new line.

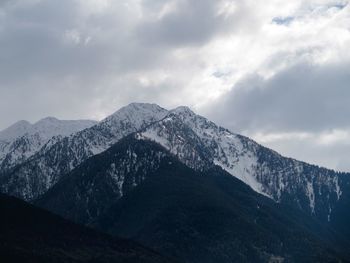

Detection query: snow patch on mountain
xmin=334 ymin=176 xmax=342 ymax=200
xmin=170 ymin=106 xmax=268 ymax=196
xmin=306 ymin=181 xmax=315 ymax=213
xmin=140 ymin=113 xmax=213 ymax=171
xmin=141 ymin=129 xmax=171 ymax=150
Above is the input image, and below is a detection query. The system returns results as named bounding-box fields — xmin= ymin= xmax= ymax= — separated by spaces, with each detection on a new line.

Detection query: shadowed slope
xmin=0 ymin=193 xmax=174 ymax=263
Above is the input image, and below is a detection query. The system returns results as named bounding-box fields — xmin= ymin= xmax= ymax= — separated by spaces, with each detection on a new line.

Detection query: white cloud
xmin=63 ymin=29 xmax=81 ymax=45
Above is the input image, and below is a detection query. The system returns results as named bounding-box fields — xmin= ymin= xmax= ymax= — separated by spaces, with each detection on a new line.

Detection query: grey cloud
xmin=0 ymin=0 xmax=168 ymax=78
xmin=0 ymin=0 xmax=15 ymax=8
xmin=0 ymin=1 xmax=168 ymax=127
xmin=0 ymin=0 xmax=214 ymax=83
xmin=206 ymin=60 xmax=350 ymax=133
xmin=0 ymin=0 xmax=245 ymax=130
xmin=202 ymin=58 xmax=350 ymax=172
xmin=137 ymin=0 xmax=238 ymax=47
xmin=260 ymin=134 xmax=350 ymax=172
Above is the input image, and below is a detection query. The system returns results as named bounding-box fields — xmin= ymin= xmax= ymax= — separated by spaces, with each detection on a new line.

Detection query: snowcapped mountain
xmin=0 ymin=120 xmax=32 ymax=142
xmin=0 ymin=103 xmax=168 ymax=200
xmin=140 ymin=107 xmax=266 ymax=194
xmin=140 ymin=106 xmax=345 ymax=220
xmin=0 ymin=117 xmax=97 ymax=172
xmin=0 ymin=103 xmax=349 ymax=224
xmin=0 ymin=117 xmax=97 ymax=142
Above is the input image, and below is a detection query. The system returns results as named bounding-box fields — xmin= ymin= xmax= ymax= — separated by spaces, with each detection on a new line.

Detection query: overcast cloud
xmin=0 ymin=0 xmax=350 ymax=171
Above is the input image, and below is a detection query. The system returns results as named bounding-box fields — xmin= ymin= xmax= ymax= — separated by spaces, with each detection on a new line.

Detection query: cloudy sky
xmin=1 ymin=0 xmax=350 ymax=171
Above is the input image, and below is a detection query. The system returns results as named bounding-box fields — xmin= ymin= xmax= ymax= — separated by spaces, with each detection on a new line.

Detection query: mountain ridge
xmin=0 ymin=117 xmax=97 ymax=142
xmin=0 ymin=117 xmax=97 ymax=173
xmin=0 ymin=103 xmax=349 ymax=223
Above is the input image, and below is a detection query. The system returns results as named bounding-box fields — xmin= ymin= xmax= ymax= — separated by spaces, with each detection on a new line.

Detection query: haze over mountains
xmin=1 ymin=103 xmax=350 ymax=262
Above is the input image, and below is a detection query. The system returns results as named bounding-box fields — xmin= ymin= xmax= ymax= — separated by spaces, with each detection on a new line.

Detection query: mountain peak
xmin=0 ymin=120 xmax=32 ymax=141
xmin=127 ymin=102 xmax=161 ymax=109
xmin=115 ymin=102 xmax=166 ymax=115
xmin=0 ymin=116 xmax=97 ymax=172
xmin=35 ymin=116 xmax=60 ymax=125
xmin=31 ymin=117 xmax=97 ymax=140
xmin=171 ymin=106 xmax=195 ymax=116
xmin=14 ymin=119 xmax=32 ymax=126
xmin=104 ymin=103 xmax=168 ymax=128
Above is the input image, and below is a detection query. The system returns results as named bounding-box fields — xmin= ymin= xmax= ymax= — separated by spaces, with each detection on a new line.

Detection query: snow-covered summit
xmin=170 ymin=106 xmax=195 ymax=116
xmin=100 ymin=103 xmax=168 ymax=135
xmin=0 ymin=120 xmax=32 ymax=142
xmin=0 ymin=117 xmax=97 ymax=142
xmin=0 ymin=117 xmax=97 ymax=171
xmin=106 ymin=102 xmax=168 ymax=123
xmin=31 ymin=117 xmax=98 ymax=141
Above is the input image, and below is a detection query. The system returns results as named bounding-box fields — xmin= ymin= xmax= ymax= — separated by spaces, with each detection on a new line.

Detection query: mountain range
xmin=1 ymin=102 xmax=350 ymax=262
xmin=0 ymin=117 xmax=97 ymax=173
